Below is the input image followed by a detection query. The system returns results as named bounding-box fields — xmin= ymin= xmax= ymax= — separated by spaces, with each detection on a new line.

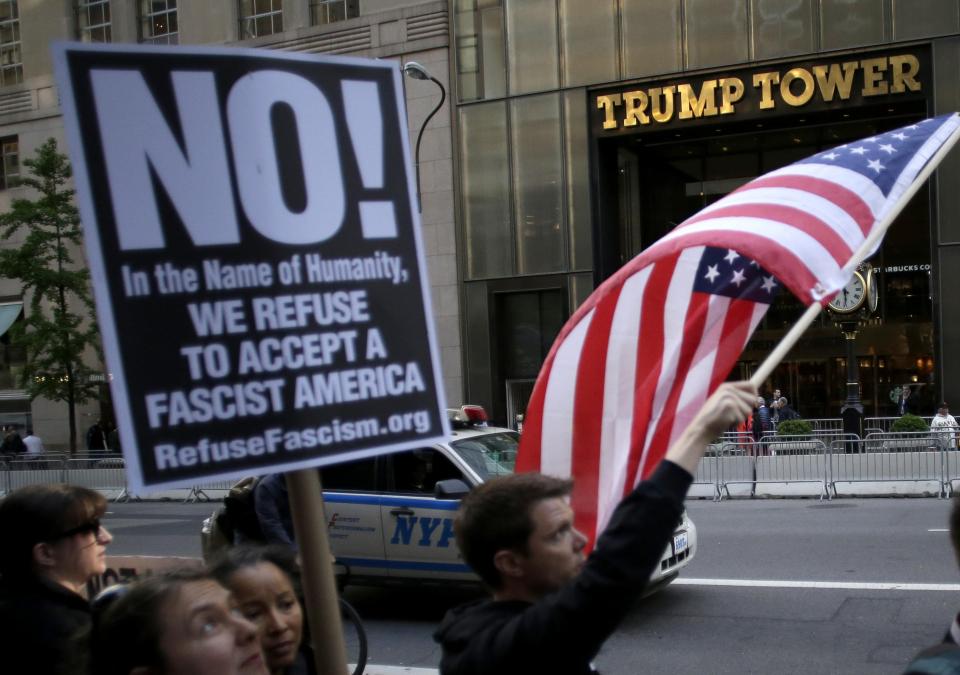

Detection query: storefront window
xmin=621 ymin=0 xmax=681 ymax=79
xmin=460 ymin=101 xmax=511 ymax=278
xmin=496 ymin=289 xmax=565 ymax=380
xmin=820 ymin=0 xmax=884 ymax=50
xmin=751 ymin=0 xmax=815 ymax=60
xmin=685 ymin=0 xmax=749 ymax=70
xmin=453 ymin=0 xmax=505 ymax=102
xmin=512 ymin=94 xmax=565 ymax=274
xmin=505 ymin=0 xmax=558 ymax=95
xmin=564 ymin=90 xmax=591 ymax=271
xmin=893 ymin=0 xmax=959 ymax=40
xmin=558 ymin=0 xmax=616 ymax=88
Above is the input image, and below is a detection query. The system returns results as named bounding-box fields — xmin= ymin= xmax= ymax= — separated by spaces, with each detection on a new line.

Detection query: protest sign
xmin=54 ymin=44 xmax=449 ymax=492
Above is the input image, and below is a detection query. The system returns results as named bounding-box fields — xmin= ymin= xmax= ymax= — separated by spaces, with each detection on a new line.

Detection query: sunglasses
xmin=55 ymin=518 xmax=103 ymax=540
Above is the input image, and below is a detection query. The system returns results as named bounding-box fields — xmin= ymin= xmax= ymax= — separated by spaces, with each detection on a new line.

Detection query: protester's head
xmin=455 ymin=473 xmax=585 ymax=598
xmin=779 ymin=397 xmax=788 ymax=407
xmin=0 ymin=483 xmax=111 ymax=589
xmin=211 ymin=546 xmax=304 ymax=675
xmin=939 ymin=402 xmax=950 ymax=416
xmin=773 ymin=389 xmax=781 ymax=399
xmin=756 ymin=396 xmax=765 ymax=408
xmin=90 ymin=568 xmax=267 ymax=675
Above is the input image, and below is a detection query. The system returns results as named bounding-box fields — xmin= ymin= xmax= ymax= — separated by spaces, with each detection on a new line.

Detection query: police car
xmin=202 ymin=405 xmax=697 ymax=589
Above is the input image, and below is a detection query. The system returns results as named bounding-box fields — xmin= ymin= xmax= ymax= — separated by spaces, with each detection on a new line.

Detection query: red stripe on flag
xmin=622 ymin=255 xmax=678 ymax=495
xmin=681 ymin=203 xmax=852 ymax=266
xmin=731 ymin=174 xmax=874 ymax=236
xmin=709 ymin=298 xmax=758 ymax=391
xmin=569 ymin=287 xmax=621 ymax=548
xmin=639 ymin=290 xmax=711 ymax=481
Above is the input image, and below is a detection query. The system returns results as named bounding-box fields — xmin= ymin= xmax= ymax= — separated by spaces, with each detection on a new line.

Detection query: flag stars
xmin=761 ymin=276 xmax=777 ymax=293
xmin=730 ymin=269 xmax=746 ymax=287
xmin=821 ymin=151 xmax=839 ymax=160
xmin=704 ymin=264 xmax=720 ymax=283
xmin=892 ymin=132 xmax=908 ymax=141
xmin=724 ymin=249 xmax=739 ymax=264
xmin=850 ymin=146 xmax=868 ymax=155
xmin=749 ymin=259 xmax=760 ymax=267
xmin=879 ymin=143 xmax=896 ymax=155
xmin=867 ymin=158 xmax=885 ymax=174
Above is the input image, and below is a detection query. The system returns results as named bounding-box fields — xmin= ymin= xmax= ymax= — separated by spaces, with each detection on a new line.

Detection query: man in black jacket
xmin=434 ymin=381 xmax=756 ymax=675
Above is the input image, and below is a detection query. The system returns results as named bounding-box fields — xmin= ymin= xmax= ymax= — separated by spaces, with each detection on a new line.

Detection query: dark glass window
xmin=320 ymin=456 xmax=377 ymax=492
xmin=387 ymin=449 xmax=464 ymax=494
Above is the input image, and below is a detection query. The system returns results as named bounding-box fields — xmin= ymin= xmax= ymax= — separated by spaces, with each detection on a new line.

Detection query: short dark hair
xmin=209 ymin=544 xmax=301 ymax=596
xmin=454 ymin=473 xmax=573 ymax=589
xmin=0 ymin=484 xmax=107 ymax=578
xmin=88 ymin=568 xmax=213 ymax=675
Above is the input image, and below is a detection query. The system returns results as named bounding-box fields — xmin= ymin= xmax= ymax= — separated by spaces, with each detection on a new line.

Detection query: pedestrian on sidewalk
xmin=23 ymin=428 xmax=44 ymax=455
xmin=434 ymin=382 xmax=756 ymax=675
xmin=931 ymin=403 xmax=959 ymax=450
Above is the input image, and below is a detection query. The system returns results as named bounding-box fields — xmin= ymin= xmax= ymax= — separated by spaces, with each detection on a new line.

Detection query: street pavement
xmin=102 ymin=497 xmax=960 ymax=673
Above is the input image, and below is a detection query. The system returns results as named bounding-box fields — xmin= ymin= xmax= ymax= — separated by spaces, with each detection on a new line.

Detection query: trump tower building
xmin=450 ymin=0 xmax=960 ymax=425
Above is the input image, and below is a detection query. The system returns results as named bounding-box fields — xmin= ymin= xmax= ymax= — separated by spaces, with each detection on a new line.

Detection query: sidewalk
xmin=360 ymin=667 xmax=438 ymax=675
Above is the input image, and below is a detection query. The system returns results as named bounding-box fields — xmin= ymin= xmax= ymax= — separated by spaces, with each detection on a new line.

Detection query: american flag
xmin=516 ymin=113 xmax=960 ymax=545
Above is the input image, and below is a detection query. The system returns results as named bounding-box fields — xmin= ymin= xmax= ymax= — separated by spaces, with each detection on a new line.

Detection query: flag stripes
xmin=516 ymin=113 xmax=960 ymax=549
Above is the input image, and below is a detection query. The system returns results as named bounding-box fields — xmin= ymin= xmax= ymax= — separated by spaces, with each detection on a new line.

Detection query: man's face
xmin=774 ymin=390 xmax=781 ymax=399
xmin=514 ymin=497 xmax=587 ymax=597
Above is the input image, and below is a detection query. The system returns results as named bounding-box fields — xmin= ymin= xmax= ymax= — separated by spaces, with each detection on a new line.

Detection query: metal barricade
xmin=716 ymin=441 xmax=759 ymax=500
xmin=692 ymin=443 xmax=724 ymax=500
xmin=184 ymin=478 xmax=236 ymax=503
xmin=831 ymin=433 xmax=944 ymax=497
xmin=64 ymin=457 xmax=132 ymax=502
xmin=5 ymin=455 xmax=66 ymax=491
xmin=756 ymin=437 xmax=829 ymax=499
xmin=808 ymin=418 xmax=844 ymax=433
xmin=864 ymin=416 xmax=935 ymax=433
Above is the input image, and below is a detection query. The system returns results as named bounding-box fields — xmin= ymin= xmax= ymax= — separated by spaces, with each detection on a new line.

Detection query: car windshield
xmin=451 ymin=431 xmax=519 ymax=480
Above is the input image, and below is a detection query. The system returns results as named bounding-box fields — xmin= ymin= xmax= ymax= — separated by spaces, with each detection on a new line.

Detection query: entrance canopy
xmin=0 ymin=301 xmax=22 ymax=338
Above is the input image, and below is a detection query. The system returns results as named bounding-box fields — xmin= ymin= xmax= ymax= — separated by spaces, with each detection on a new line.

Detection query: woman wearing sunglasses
xmin=0 ymin=484 xmax=113 ymax=675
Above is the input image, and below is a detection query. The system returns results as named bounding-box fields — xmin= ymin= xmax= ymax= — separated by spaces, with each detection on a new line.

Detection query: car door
xmin=380 ymin=447 xmax=475 ymax=581
xmin=320 ymin=456 xmax=390 ymax=580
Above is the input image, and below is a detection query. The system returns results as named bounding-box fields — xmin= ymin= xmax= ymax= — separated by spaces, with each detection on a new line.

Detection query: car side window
xmin=319 ymin=457 xmax=377 ymax=492
xmin=388 ymin=449 xmax=464 ymax=494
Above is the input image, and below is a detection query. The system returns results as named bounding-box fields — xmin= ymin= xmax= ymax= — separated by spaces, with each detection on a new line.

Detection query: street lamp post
xmin=402 ymin=61 xmax=446 ymax=213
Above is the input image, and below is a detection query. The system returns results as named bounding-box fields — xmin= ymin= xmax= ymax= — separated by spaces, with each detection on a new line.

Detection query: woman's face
xmin=157 ymin=580 xmax=267 ymax=675
xmin=49 ymin=520 xmax=112 ymax=589
xmin=228 ymin=562 xmax=304 ymax=673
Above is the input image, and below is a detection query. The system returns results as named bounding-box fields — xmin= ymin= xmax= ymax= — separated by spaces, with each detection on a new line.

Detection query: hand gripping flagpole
xmin=750 ymin=122 xmax=960 ymax=389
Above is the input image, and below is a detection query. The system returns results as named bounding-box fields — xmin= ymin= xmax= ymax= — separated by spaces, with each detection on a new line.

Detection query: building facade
xmin=0 ymin=0 xmax=457 ymax=449
xmin=452 ymin=0 xmax=960 ymax=424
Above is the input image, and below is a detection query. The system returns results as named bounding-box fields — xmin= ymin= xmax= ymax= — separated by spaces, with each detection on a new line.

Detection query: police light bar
xmin=447 ymin=405 xmax=488 ymax=428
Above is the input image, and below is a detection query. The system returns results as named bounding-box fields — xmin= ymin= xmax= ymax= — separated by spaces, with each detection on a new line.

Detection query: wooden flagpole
xmin=287 ymin=469 xmax=349 ymax=675
xmin=750 ymin=122 xmax=960 ymax=389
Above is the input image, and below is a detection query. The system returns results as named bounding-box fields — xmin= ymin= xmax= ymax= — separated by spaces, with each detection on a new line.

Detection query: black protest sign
xmin=54 ymin=44 xmax=449 ymax=491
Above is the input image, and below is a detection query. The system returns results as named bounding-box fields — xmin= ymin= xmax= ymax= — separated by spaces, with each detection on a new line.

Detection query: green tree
xmin=0 ymin=138 xmax=100 ymax=452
